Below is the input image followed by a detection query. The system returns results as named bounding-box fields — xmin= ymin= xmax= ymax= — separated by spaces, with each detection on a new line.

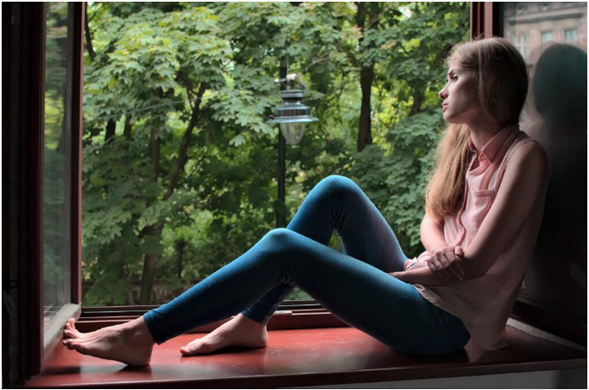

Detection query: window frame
xmin=10 ymin=2 xmax=584 ymax=387
xmin=6 ymin=2 xmax=85 ymax=385
xmin=41 ymin=0 xmax=85 ymax=368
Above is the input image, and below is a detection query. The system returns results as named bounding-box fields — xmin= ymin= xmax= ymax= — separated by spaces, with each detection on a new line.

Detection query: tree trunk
xmin=123 ymin=114 xmax=132 ymax=140
xmin=358 ymin=65 xmax=374 ymax=152
xmin=149 ymin=126 xmax=160 ymax=182
xmin=84 ymin=5 xmax=96 ymax=61
xmin=138 ymin=138 xmax=160 ymax=304
xmin=409 ymin=38 xmax=427 ymax=116
xmin=139 ymin=224 xmax=163 ymax=305
xmin=355 ymin=2 xmax=376 ymax=152
xmin=176 ymin=239 xmax=185 ymax=280
xmin=409 ymin=88 xmax=426 ymax=116
xmin=105 ymin=119 xmax=116 ymax=143
xmin=139 ymin=93 xmax=163 ymax=305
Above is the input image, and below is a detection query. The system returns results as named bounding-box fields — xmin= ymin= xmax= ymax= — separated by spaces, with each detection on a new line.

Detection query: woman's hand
xmin=426 ymin=245 xmax=465 ymax=281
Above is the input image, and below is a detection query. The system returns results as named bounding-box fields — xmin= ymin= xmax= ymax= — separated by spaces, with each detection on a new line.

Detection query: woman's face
xmin=438 ymin=63 xmax=480 ymax=125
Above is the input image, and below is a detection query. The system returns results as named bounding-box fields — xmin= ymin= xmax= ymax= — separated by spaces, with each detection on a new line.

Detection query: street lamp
xmin=268 ymin=66 xmax=318 ymax=227
xmin=269 ymin=76 xmax=318 ymax=145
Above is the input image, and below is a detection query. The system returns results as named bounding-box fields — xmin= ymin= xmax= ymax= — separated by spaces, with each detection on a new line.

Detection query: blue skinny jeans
xmin=143 ymin=175 xmax=470 ymax=355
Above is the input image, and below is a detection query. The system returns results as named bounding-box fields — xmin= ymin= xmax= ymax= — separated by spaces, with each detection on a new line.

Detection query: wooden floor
xmin=24 ymin=324 xmax=586 ymax=388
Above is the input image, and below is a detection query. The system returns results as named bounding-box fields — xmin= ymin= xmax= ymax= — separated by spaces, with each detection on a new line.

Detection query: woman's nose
xmin=438 ymin=86 xmax=447 ymax=100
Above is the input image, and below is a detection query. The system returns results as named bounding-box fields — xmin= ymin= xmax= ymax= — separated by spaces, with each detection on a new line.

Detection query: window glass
xmin=541 ymin=31 xmax=554 ymax=42
xmin=565 ymin=28 xmax=578 ymax=41
xmin=44 ymin=2 xmax=73 ymax=326
xmin=503 ymin=2 xmax=587 ymax=320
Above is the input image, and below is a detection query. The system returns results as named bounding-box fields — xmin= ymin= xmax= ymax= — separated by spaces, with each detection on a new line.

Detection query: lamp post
xmin=268 ymin=61 xmax=318 ymax=227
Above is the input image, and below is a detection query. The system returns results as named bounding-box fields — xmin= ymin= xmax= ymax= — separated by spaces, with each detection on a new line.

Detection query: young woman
xmin=62 ymin=37 xmax=548 ymax=366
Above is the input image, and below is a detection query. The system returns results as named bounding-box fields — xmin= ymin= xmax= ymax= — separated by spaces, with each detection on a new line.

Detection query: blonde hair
xmin=424 ymin=37 xmax=529 ymax=220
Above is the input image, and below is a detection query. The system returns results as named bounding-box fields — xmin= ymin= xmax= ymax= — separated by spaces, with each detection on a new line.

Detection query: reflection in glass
xmin=565 ymin=28 xmax=577 ymax=41
xmin=44 ymin=2 xmax=72 ymax=327
xmin=504 ymin=2 xmax=587 ymax=319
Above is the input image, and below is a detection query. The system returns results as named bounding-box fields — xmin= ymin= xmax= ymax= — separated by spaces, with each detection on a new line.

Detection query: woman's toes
xmin=180 ymin=338 xmax=216 ymax=356
xmin=68 ymin=318 xmax=77 ymax=329
xmin=63 ymin=329 xmax=80 ymax=339
xmin=63 ymin=324 xmax=84 ymax=339
xmin=62 ymin=339 xmax=76 ymax=350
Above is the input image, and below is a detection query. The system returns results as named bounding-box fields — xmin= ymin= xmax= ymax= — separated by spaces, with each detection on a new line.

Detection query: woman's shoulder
xmin=499 ymin=137 xmax=549 ymax=192
xmin=509 ymin=138 xmax=548 ymax=172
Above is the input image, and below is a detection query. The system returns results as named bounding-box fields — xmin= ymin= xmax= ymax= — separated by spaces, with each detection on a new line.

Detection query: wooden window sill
xmin=24 ymin=316 xmax=586 ymax=388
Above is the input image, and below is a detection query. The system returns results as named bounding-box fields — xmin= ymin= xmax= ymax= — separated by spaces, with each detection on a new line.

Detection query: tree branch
xmin=85 ymin=5 xmax=96 ymax=61
xmin=163 ymin=83 xmax=207 ymax=202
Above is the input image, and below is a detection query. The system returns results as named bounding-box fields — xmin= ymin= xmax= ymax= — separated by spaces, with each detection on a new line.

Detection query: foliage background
xmin=80 ymin=2 xmax=470 ymax=305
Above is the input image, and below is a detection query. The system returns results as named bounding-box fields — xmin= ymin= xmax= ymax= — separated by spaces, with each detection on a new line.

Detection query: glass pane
xmin=503 ymin=3 xmax=587 ymax=318
xmin=44 ymin=2 xmax=73 ymax=327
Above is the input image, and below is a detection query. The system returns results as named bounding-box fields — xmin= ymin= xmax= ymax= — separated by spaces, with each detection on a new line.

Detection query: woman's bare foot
xmin=180 ymin=313 xmax=268 ymax=356
xmin=62 ymin=317 xmax=155 ymax=366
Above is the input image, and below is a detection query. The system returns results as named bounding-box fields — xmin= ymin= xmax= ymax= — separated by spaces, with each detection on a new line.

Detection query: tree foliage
xmin=82 ymin=2 xmax=469 ymax=305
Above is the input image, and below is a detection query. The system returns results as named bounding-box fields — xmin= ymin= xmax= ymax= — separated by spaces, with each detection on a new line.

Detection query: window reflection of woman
xmin=62 ymin=37 xmax=548 ymax=366
xmin=523 ymin=43 xmax=587 ymax=315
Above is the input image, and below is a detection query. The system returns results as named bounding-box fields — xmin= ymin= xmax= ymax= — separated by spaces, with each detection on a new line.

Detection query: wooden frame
xmin=3 ymin=2 xmax=17 ymax=387
xmin=41 ymin=0 xmax=85 ymax=372
xmin=3 ymin=3 xmax=86 ymax=386
xmin=72 ymin=2 xmax=84 ymax=308
xmin=471 ymin=2 xmax=503 ymax=39
xmin=18 ymin=3 xmax=46 ymax=382
xmin=9 ymin=2 xmax=585 ymax=387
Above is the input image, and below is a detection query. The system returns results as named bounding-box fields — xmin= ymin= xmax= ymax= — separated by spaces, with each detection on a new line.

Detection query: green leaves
xmin=229 ymin=134 xmax=246 ymax=146
xmin=351 ymin=109 xmax=446 ymax=256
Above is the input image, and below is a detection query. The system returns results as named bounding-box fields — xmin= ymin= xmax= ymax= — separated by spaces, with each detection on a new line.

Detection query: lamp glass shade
xmin=279 ymin=122 xmax=306 ymax=144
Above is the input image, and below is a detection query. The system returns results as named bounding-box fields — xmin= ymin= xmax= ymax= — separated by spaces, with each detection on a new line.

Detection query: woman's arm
xmin=394 ymin=142 xmax=548 ymax=286
xmin=420 ymin=212 xmax=448 ymax=253
xmin=391 ymin=264 xmax=466 ymax=286
xmin=446 ymin=142 xmax=548 ymax=277
xmin=452 ymin=142 xmax=549 ymax=278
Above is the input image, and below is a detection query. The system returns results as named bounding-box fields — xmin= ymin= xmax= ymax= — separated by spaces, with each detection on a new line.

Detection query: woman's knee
xmin=259 ymin=228 xmax=304 ymax=263
xmin=314 ymin=175 xmax=363 ymax=202
xmin=263 ymin=228 xmax=297 ymax=244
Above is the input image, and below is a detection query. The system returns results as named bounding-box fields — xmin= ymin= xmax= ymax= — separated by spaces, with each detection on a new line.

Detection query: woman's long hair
xmin=424 ymin=37 xmax=529 ymax=221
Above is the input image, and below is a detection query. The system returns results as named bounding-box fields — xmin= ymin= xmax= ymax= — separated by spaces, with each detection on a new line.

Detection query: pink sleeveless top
xmin=407 ymin=124 xmax=548 ymax=350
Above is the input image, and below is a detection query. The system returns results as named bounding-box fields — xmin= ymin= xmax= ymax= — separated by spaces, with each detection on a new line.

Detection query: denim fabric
xmin=142 ymin=175 xmax=470 ymax=355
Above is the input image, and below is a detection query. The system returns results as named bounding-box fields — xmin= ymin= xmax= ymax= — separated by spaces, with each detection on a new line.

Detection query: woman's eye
xmin=451 ymin=75 xmax=458 ymax=81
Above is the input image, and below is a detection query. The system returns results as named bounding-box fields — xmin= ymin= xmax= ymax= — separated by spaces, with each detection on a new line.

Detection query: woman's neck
xmin=466 ymin=121 xmax=504 ymax=152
